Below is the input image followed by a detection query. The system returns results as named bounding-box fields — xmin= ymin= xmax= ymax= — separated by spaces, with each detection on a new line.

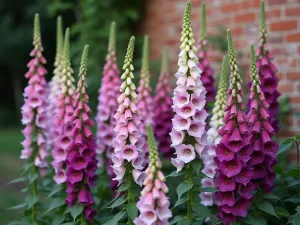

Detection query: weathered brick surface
xmin=139 ymin=0 xmax=300 ymax=145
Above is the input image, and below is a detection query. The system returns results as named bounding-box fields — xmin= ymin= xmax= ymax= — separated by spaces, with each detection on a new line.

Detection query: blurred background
xmin=0 ymin=0 xmax=299 ymax=223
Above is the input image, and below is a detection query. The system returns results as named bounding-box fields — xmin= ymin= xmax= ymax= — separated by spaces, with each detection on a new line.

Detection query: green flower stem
xmin=187 ymin=165 xmax=193 ymax=220
xmin=126 ymin=164 xmax=133 ymax=225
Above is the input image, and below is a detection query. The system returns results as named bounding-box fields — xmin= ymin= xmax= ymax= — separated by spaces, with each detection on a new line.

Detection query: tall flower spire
xmin=20 ymin=13 xmax=48 ymax=223
xmin=247 ymin=45 xmax=278 ymax=193
xmin=137 ymin=35 xmax=154 ymax=153
xmin=201 ymin=56 xmax=228 ymax=206
xmin=255 ymin=0 xmax=280 ymax=133
xmin=170 ymin=1 xmax=208 ymax=222
xmin=215 ymin=30 xmax=253 ymax=224
xmin=197 ymin=3 xmax=215 ymax=106
xmin=170 ymin=0 xmax=208 ymax=172
xmin=65 ymin=45 xmax=98 ymax=222
xmin=48 ymin=16 xmax=64 ymax=149
xmin=135 ymin=126 xmax=172 ymax=225
xmin=52 ymin=28 xmax=76 ymax=184
xmin=153 ymin=47 xmax=174 ymax=157
xmin=95 ymin=21 xmax=121 ymax=191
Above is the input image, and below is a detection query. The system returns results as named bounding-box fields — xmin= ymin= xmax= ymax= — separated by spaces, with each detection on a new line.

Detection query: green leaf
xmin=190 ymin=160 xmax=202 ymax=176
xmin=287 ymin=180 xmax=300 ymax=188
xmin=8 ymin=177 xmax=26 ymax=185
xmin=263 ymin=193 xmax=280 ymax=201
xmin=166 ymin=170 xmax=183 ymax=178
xmin=257 ymin=201 xmax=278 ymax=217
xmin=176 ymin=181 xmax=194 ymax=200
xmin=51 ymin=214 xmax=65 ymax=225
xmin=198 ymin=187 xmax=219 ymax=193
xmin=44 ymin=198 xmax=65 ymax=215
xmin=61 ymin=223 xmax=76 ymax=225
xmin=47 ymin=185 xmax=63 ymax=199
xmin=170 ymin=215 xmax=184 ymax=225
xmin=126 ymin=202 xmax=138 ymax=221
xmin=109 ymin=196 xmax=126 ymax=208
xmin=192 ymin=205 xmax=211 ymax=218
xmin=7 ymin=203 xmax=27 ymax=210
xmin=25 ymin=194 xmax=39 ymax=209
xmin=172 ymin=197 xmax=187 ymax=209
xmin=178 ymin=219 xmax=191 ymax=225
xmin=244 ymin=215 xmax=267 ymax=225
xmin=284 ymin=197 xmax=300 ymax=204
xmin=28 ymin=172 xmax=38 ymax=184
xmin=103 ymin=211 xmax=126 ymax=225
xmin=275 ymin=207 xmax=290 ymax=217
xmin=23 ymin=162 xmax=34 ymax=172
xmin=70 ymin=204 xmax=84 ymax=221
xmin=277 ymin=139 xmax=293 ymax=155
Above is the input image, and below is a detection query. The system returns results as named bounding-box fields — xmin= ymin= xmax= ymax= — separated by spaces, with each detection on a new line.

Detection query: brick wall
xmin=139 ymin=0 xmax=300 ymax=157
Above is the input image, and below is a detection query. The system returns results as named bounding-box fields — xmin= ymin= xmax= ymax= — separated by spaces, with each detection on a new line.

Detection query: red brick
xmin=269 ymin=0 xmax=287 ymax=4
xmin=290 ymin=96 xmax=300 ymax=104
xmin=221 ymin=3 xmax=241 ymax=12
xmin=266 ymin=9 xmax=281 ymax=18
xmin=287 ymin=33 xmax=300 ymax=42
xmin=235 ymin=13 xmax=256 ymax=23
xmin=231 ymin=27 xmax=243 ymax=36
xmin=285 ymin=7 xmax=300 ymax=16
xmin=278 ymin=83 xmax=293 ymax=93
xmin=270 ymin=20 xmax=297 ymax=31
xmin=287 ymin=72 xmax=300 ymax=80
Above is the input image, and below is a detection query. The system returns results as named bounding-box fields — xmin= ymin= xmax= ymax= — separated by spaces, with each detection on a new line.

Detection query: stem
xmin=187 ymin=164 xmax=193 ymax=220
xmin=126 ymin=165 xmax=133 ymax=225
xmin=32 ymin=166 xmax=37 ymax=223
xmin=296 ymin=140 xmax=299 ymax=165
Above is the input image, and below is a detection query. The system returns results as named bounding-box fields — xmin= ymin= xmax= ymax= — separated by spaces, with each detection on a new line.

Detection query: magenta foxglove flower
xmin=65 ymin=46 xmax=97 ymax=222
xmin=200 ymin=56 xmax=228 ymax=206
xmin=137 ymin=35 xmax=154 ymax=154
xmin=215 ymin=30 xmax=253 ymax=224
xmin=247 ymin=45 xmax=278 ymax=193
xmin=197 ymin=3 xmax=215 ymax=105
xmin=95 ymin=22 xmax=121 ymax=191
xmin=47 ymin=16 xmax=64 ymax=150
xmin=135 ymin=126 xmax=172 ymax=225
xmin=51 ymin=28 xmax=76 ymax=184
xmin=153 ymin=48 xmax=174 ymax=157
xmin=112 ymin=36 xmax=145 ymax=186
xmin=21 ymin=14 xmax=48 ymax=172
xmin=252 ymin=1 xmax=280 ymax=133
xmin=170 ymin=1 xmax=208 ymax=171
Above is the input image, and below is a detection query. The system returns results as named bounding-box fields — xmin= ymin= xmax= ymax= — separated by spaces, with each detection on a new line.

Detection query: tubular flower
xmin=197 ymin=3 xmax=215 ymax=105
xmin=47 ymin=16 xmax=64 ymax=149
xmin=153 ymin=48 xmax=174 ymax=157
xmin=200 ymin=56 xmax=228 ymax=206
xmin=135 ymin=126 xmax=172 ymax=225
xmin=112 ymin=36 xmax=145 ymax=186
xmin=95 ymin=22 xmax=121 ymax=190
xmin=247 ymin=45 xmax=278 ymax=193
xmin=170 ymin=1 xmax=208 ymax=171
xmin=65 ymin=46 xmax=97 ymax=222
xmin=137 ymin=35 xmax=154 ymax=154
xmin=255 ymin=1 xmax=280 ymax=133
xmin=21 ymin=14 xmax=49 ymax=172
xmin=52 ymin=28 xmax=76 ymax=184
xmin=215 ymin=30 xmax=253 ymax=224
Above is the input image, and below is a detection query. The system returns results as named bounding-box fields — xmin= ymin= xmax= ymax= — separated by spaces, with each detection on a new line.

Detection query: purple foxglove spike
xmin=20 ymin=14 xmax=49 ymax=174
xmin=65 ymin=46 xmax=98 ymax=222
xmin=95 ymin=22 xmax=121 ymax=191
xmin=135 ymin=126 xmax=172 ymax=224
xmin=247 ymin=45 xmax=278 ymax=194
xmin=215 ymin=31 xmax=253 ymax=223
xmin=153 ymin=47 xmax=174 ymax=157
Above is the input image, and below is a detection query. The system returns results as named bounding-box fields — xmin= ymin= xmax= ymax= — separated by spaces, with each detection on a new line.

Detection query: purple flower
xmin=215 ymin=31 xmax=253 ymax=222
xmin=65 ymin=46 xmax=97 ymax=222
xmin=95 ymin=22 xmax=121 ymax=190
xmin=20 ymin=14 xmax=48 ymax=173
xmin=154 ymin=48 xmax=174 ymax=157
